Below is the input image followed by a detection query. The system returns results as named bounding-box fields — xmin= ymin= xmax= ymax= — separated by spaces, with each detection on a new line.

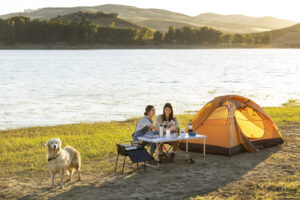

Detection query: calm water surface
xmin=0 ymin=49 xmax=299 ymax=130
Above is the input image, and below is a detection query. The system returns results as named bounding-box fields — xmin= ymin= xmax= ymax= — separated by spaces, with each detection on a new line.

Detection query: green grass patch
xmin=264 ymin=106 xmax=300 ymax=126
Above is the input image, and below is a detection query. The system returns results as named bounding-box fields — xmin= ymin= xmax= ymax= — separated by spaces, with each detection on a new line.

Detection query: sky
xmin=0 ymin=0 xmax=299 ymax=22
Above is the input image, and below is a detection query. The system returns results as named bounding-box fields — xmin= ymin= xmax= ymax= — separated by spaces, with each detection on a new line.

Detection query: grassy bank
xmin=0 ymin=107 xmax=298 ymax=177
xmin=0 ymin=106 xmax=299 ymax=199
xmin=0 ymin=113 xmax=194 ymax=178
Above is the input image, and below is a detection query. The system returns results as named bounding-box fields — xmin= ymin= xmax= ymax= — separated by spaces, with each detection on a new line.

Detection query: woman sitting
xmin=132 ymin=105 xmax=159 ymax=157
xmin=155 ymin=103 xmax=180 ymax=160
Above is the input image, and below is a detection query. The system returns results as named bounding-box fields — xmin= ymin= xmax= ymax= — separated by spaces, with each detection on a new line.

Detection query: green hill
xmin=0 ymin=4 xmax=297 ymax=33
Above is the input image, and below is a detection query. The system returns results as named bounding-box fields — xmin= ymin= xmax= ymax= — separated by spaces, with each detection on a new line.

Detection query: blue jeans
xmin=132 ymin=130 xmax=159 ymax=154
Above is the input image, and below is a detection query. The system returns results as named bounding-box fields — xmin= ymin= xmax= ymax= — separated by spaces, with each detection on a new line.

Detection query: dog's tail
xmin=65 ymin=146 xmax=81 ymax=170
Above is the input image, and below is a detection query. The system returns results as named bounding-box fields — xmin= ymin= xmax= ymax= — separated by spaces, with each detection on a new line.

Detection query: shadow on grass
xmin=19 ymin=146 xmax=281 ymax=200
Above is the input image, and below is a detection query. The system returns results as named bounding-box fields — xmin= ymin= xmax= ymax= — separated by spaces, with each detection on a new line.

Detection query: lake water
xmin=0 ymin=49 xmax=299 ymax=130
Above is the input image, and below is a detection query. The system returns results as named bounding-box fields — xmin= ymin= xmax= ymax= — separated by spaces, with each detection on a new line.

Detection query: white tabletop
xmin=138 ymin=133 xmax=206 ymax=143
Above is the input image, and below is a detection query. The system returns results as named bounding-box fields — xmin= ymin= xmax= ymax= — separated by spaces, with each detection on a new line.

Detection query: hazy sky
xmin=1 ymin=0 xmax=299 ymax=21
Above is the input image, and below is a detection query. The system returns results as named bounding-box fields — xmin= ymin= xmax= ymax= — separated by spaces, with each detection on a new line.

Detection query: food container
xmin=188 ymin=132 xmax=196 ymax=137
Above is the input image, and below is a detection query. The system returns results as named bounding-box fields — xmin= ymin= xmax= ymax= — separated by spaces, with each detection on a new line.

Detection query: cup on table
xmin=166 ymin=129 xmax=171 ymax=137
xmin=180 ymin=133 xmax=186 ymax=137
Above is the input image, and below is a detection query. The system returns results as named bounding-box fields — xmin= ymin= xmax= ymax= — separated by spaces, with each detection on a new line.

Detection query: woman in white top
xmin=155 ymin=103 xmax=180 ymax=160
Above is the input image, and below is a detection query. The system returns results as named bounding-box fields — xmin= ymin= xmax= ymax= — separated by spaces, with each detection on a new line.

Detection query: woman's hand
xmin=162 ymin=121 xmax=168 ymax=126
xmin=148 ymin=124 xmax=157 ymax=131
xmin=170 ymin=124 xmax=176 ymax=131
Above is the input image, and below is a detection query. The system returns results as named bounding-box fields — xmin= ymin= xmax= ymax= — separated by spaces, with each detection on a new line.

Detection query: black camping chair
xmin=114 ymin=143 xmax=153 ymax=174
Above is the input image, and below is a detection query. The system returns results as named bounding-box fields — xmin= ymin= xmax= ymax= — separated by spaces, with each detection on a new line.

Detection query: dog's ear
xmin=45 ymin=140 xmax=49 ymax=147
xmin=57 ymin=138 xmax=61 ymax=148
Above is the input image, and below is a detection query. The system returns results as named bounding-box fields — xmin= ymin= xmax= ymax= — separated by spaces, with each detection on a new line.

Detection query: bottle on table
xmin=159 ymin=125 xmax=164 ymax=137
xmin=188 ymin=120 xmax=193 ymax=133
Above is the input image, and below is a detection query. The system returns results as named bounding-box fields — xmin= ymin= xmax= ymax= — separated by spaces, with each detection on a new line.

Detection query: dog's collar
xmin=48 ymin=153 xmax=61 ymax=162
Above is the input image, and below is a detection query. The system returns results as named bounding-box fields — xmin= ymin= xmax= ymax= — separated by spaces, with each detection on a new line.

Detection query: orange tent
xmin=180 ymin=95 xmax=283 ymax=156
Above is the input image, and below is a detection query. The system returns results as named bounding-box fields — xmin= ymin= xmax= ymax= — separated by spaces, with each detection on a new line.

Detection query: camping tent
xmin=180 ymin=95 xmax=283 ymax=156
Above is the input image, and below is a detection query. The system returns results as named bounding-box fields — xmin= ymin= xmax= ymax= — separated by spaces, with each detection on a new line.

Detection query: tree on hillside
xmin=253 ymin=35 xmax=261 ymax=44
xmin=174 ymin=28 xmax=184 ymax=43
xmin=77 ymin=19 xmax=98 ymax=43
xmin=261 ymin=34 xmax=272 ymax=44
xmin=137 ymin=27 xmax=154 ymax=42
xmin=153 ymin=30 xmax=165 ymax=44
xmin=244 ymin=34 xmax=254 ymax=44
xmin=165 ymin=25 xmax=175 ymax=44
xmin=182 ymin=26 xmax=195 ymax=44
xmin=233 ymin=34 xmax=244 ymax=44
xmin=222 ymin=33 xmax=233 ymax=44
xmin=207 ymin=28 xmax=222 ymax=44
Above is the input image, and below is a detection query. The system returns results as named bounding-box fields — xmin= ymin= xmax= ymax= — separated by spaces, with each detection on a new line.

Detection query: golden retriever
xmin=45 ymin=138 xmax=81 ymax=189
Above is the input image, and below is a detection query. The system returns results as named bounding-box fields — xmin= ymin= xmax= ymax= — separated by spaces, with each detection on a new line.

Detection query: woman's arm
xmin=154 ymin=115 xmax=162 ymax=130
xmin=170 ymin=117 xmax=180 ymax=132
xmin=135 ymin=117 xmax=151 ymax=132
xmin=148 ymin=124 xmax=159 ymax=131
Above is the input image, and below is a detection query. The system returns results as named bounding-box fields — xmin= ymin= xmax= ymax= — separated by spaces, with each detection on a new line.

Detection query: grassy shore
xmin=0 ymin=105 xmax=299 ymax=199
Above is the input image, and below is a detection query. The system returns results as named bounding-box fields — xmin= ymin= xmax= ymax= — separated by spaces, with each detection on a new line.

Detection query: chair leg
xmin=122 ymin=156 xmax=126 ymax=174
xmin=137 ymin=162 xmax=141 ymax=173
xmin=114 ymin=154 xmax=119 ymax=172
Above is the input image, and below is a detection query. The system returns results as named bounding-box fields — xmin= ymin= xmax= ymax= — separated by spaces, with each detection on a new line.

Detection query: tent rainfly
xmin=180 ymin=95 xmax=283 ymax=156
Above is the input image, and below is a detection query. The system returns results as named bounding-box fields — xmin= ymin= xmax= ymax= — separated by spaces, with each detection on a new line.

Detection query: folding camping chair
xmin=114 ymin=143 xmax=153 ymax=174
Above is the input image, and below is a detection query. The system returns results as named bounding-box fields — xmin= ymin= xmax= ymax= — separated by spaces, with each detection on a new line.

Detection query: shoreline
xmin=0 ymin=112 xmax=197 ymax=132
xmin=0 ymin=43 xmax=285 ymax=50
xmin=0 ymin=104 xmax=298 ymax=131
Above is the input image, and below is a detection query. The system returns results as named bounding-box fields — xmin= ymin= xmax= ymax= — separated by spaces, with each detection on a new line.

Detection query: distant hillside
xmin=195 ymin=13 xmax=295 ymax=31
xmin=257 ymin=23 xmax=300 ymax=47
xmin=0 ymin=4 xmax=297 ymax=33
xmin=52 ymin=11 xmax=143 ymax=29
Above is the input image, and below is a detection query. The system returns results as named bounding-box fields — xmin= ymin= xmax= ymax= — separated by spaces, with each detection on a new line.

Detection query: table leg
xmin=186 ymin=139 xmax=192 ymax=161
xmin=156 ymin=142 xmax=160 ymax=168
xmin=186 ymin=139 xmax=188 ymax=159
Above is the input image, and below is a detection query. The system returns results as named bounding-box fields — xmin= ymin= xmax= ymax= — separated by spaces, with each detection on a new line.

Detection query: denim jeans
xmin=132 ymin=129 xmax=159 ymax=154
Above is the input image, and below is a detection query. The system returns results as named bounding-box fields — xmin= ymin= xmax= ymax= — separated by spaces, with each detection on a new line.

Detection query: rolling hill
xmin=257 ymin=23 xmax=300 ymax=47
xmin=0 ymin=4 xmax=297 ymax=33
xmin=52 ymin=11 xmax=143 ymax=29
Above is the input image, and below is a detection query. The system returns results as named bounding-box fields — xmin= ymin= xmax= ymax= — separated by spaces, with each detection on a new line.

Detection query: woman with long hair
xmin=155 ymin=103 xmax=180 ymax=160
xmin=155 ymin=103 xmax=179 ymax=132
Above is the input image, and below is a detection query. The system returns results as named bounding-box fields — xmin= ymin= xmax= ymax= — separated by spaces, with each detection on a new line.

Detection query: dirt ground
xmin=1 ymin=132 xmax=299 ymax=200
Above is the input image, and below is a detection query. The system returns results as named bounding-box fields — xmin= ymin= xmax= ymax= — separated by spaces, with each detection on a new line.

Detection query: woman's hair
xmin=144 ymin=105 xmax=154 ymax=116
xmin=162 ymin=103 xmax=174 ymax=122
